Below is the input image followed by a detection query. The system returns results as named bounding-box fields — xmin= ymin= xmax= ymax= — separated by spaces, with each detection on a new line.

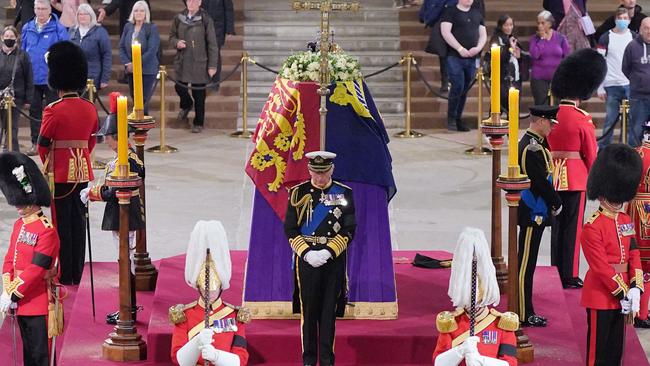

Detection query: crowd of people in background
xmin=0 ymin=0 xmax=235 ymax=154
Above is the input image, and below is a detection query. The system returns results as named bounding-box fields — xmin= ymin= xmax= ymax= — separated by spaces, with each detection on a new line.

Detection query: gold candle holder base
xmin=146 ymin=145 xmax=179 ymax=153
xmin=128 ymin=114 xmax=156 ymax=132
xmin=230 ymin=130 xmax=254 ymax=138
xmin=394 ymin=130 xmax=424 ymax=138
xmin=482 ymin=112 xmax=509 ymax=128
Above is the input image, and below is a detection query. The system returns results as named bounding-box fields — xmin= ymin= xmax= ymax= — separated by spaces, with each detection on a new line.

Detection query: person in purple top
xmin=529 ymin=10 xmax=572 ymax=105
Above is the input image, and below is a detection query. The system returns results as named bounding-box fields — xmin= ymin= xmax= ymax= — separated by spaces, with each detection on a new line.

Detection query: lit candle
xmin=117 ymin=96 xmax=129 ymax=176
xmin=508 ymin=88 xmax=519 ymax=171
xmin=131 ymin=41 xmax=144 ymax=113
xmin=490 ymin=44 xmax=500 ymax=115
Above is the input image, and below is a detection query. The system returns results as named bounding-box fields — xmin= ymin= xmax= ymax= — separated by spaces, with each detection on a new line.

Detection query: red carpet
xmin=1 ymin=251 xmax=648 ymax=365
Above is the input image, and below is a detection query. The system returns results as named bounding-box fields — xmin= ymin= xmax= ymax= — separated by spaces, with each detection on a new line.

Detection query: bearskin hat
xmin=0 ymin=152 xmax=51 ymax=207
xmin=47 ymin=41 xmax=88 ymax=92
xmin=587 ymin=144 xmax=642 ymax=204
xmin=551 ymin=48 xmax=606 ymax=101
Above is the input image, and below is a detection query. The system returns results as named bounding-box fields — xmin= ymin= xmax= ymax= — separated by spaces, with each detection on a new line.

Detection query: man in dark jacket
xmin=595 ymin=0 xmax=646 ymax=41
xmin=622 ymin=17 xmax=650 ymax=147
xmin=201 ymin=0 xmax=235 ymax=85
xmin=98 ymin=0 xmax=151 ymax=36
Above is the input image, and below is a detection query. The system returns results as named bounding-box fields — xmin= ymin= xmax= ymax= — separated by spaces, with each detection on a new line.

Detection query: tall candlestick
xmin=491 ymin=44 xmax=500 ymax=115
xmin=117 ymin=96 xmax=129 ymax=176
xmin=132 ymin=41 xmax=144 ymax=112
xmin=508 ymin=88 xmax=519 ymax=171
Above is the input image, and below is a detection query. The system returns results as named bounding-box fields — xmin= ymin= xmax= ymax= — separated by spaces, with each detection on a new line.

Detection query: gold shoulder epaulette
xmin=168 ymin=301 xmax=197 ymax=325
xmin=39 ymin=216 xmax=53 ymax=229
xmin=526 ymin=139 xmax=542 ymax=152
xmin=224 ymin=302 xmax=252 ymax=324
xmin=128 ymin=151 xmax=144 ymax=167
xmin=290 ymin=180 xmax=310 ymax=191
xmin=334 ymin=181 xmax=352 ymax=190
xmin=586 ymin=210 xmax=601 ymax=225
xmin=491 ymin=309 xmax=519 ymax=331
xmin=436 ymin=310 xmax=458 ymax=333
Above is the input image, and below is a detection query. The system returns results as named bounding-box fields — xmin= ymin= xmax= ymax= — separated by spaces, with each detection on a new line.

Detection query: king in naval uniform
xmin=284 ymin=151 xmax=356 ymax=366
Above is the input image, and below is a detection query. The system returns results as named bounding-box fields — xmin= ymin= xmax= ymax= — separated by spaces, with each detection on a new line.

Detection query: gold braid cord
xmin=290 ymin=188 xmax=313 ymax=226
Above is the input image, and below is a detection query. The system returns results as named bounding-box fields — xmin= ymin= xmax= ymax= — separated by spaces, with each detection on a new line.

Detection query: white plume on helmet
xmin=448 ymin=227 xmax=500 ymax=308
xmin=185 ymin=220 xmax=231 ymax=291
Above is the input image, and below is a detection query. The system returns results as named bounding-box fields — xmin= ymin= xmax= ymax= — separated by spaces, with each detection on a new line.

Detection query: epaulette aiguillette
xmin=334 ymin=181 xmax=351 ymax=189
xmin=224 ymin=302 xmax=252 ymax=324
xmin=290 ymin=180 xmax=310 ymax=191
xmin=128 ymin=151 xmax=144 ymax=167
xmin=526 ymin=139 xmax=542 ymax=152
xmin=586 ymin=210 xmax=601 ymax=225
xmin=490 ymin=309 xmax=519 ymax=331
xmin=168 ymin=301 xmax=197 ymax=325
xmin=436 ymin=308 xmax=464 ymax=333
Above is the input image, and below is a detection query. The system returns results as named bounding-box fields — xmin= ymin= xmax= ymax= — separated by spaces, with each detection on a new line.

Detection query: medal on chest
xmin=481 ymin=330 xmax=498 ymax=345
xmin=17 ymin=226 xmax=38 ymax=246
xmin=211 ymin=317 xmax=238 ymax=333
xmin=619 ymin=223 xmax=635 ymax=237
xmin=320 ymin=193 xmax=347 ymax=206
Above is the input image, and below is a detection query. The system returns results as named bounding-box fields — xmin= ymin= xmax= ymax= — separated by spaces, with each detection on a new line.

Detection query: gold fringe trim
xmin=244 ymin=300 xmax=399 ymax=320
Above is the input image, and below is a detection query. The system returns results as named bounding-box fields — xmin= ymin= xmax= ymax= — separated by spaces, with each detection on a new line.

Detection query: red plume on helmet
xmin=109 ymin=92 xmax=122 ymax=114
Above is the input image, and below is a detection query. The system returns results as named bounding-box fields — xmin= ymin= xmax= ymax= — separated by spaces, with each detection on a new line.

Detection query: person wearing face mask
xmin=622 ymin=17 xmax=650 ymax=147
xmin=596 ymin=8 xmax=635 ymax=149
xmin=0 ymin=26 xmax=33 ymax=152
xmin=595 ymin=0 xmax=647 ymax=41
xmin=170 ymin=220 xmax=250 ymax=366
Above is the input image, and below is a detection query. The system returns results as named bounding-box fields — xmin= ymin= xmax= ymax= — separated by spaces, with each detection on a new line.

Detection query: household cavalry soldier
xmin=0 ymin=152 xmax=61 ymax=366
xmin=432 ymin=228 xmax=518 ymax=366
xmin=284 ymin=151 xmax=356 ymax=366
xmin=629 ymin=120 xmax=650 ymax=329
xmin=80 ymin=92 xmax=145 ymax=325
xmin=582 ymin=144 xmax=644 ymax=366
xmin=517 ymin=105 xmax=563 ymax=327
xmin=36 ymin=41 xmax=98 ymax=286
xmin=547 ymin=48 xmax=603 ymax=289
xmin=170 ymin=221 xmax=250 ymax=366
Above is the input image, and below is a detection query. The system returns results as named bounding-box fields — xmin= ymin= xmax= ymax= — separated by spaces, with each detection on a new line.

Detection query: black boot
xmin=635 ymin=318 xmax=650 ymax=328
xmin=455 ymin=119 xmax=470 ymax=132
xmin=105 ymin=305 xmax=142 ymax=325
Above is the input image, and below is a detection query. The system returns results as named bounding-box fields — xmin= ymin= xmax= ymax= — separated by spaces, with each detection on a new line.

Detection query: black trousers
xmin=17 ymin=315 xmax=49 ymax=366
xmin=518 ymin=225 xmax=545 ymax=320
xmin=175 ymin=82 xmax=206 ymax=126
xmin=586 ymin=308 xmax=624 ymax=366
xmin=55 ymin=182 xmax=88 ymax=285
xmin=551 ymin=191 xmax=586 ymax=281
xmin=29 ymin=85 xmax=57 ymax=145
xmin=297 ymin=255 xmax=345 ymax=366
xmin=530 ymin=78 xmax=551 ymax=106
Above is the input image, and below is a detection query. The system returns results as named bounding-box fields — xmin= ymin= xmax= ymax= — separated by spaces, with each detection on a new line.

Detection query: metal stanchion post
xmin=621 ymin=99 xmax=629 ymax=145
xmin=147 ymin=66 xmax=178 ymax=153
xmin=3 ymin=93 xmax=15 ymax=152
xmin=87 ymin=79 xmax=107 ymax=170
xmin=231 ymin=52 xmax=253 ymax=138
xmin=465 ymin=66 xmax=491 ymax=155
xmin=395 ymin=53 xmax=423 ymax=138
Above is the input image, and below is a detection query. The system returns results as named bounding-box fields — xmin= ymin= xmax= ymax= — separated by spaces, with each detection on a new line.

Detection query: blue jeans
xmin=629 ymin=97 xmax=650 ymax=147
xmin=598 ymin=85 xmax=629 ymax=149
xmin=446 ymin=56 xmax=477 ymax=122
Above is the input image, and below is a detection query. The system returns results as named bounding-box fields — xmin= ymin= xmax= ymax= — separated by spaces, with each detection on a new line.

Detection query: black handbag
xmin=425 ymin=21 xmax=448 ymax=58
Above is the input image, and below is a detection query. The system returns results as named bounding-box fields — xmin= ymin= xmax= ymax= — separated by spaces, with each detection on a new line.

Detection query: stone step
xmin=245 ymin=22 xmax=400 ymax=37
xmin=245 ymin=0 xmax=396 ymax=10
xmin=244 ymin=37 xmax=401 ymax=52
xmin=242 ymin=52 xmax=402 ymax=69
xmin=244 ymin=9 xmax=400 ymax=22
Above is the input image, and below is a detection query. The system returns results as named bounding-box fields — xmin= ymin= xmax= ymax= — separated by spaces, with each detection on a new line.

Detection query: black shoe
xmin=191 ymin=125 xmax=202 ymax=133
xmin=635 ymin=318 xmax=650 ymax=328
xmin=439 ymin=84 xmax=449 ymax=94
xmin=456 ymin=119 xmax=470 ymax=132
xmin=521 ymin=314 xmax=547 ymax=327
xmin=177 ymin=108 xmax=190 ymax=121
xmin=562 ymin=277 xmax=583 ymax=289
xmin=105 ymin=305 xmax=143 ymax=325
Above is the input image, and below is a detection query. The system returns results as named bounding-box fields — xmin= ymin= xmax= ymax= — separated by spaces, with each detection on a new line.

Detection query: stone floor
xmin=1 ymin=124 xmax=649 ymax=359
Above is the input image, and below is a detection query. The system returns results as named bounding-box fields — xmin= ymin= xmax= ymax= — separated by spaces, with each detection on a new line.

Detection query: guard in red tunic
xmin=432 ymin=228 xmax=518 ymax=366
xmin=582 ymin=144 xmax=644 ymax=366
xmin=36 ymin=41 xmax=98 ymax=285
xmin=0 ymin=152 xmax=60 ymax=366
xmin=630 ymin=120 xmax=650 ymax=328
xmin=547 ymin=48 xmax=604 ymax=289
xmin=170 ymin=221 xmax=250 ymax=366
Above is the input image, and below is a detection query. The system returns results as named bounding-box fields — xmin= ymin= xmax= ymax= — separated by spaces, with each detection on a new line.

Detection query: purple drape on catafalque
xmin=244 ymin=181 xmax=397 ymax=318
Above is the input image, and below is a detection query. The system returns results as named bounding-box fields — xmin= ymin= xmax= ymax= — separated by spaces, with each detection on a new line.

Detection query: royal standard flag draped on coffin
xmin=245 ymin=76 xmax=396 ymax=221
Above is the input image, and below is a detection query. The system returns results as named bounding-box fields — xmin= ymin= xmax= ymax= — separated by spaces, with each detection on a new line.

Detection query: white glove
xmin=316 ymin=249 xmax=333 ymax=262
xmin=80 ymin=187 xmax=91 ymax=205
xmin=629 ymin=287 xmax=641 ymax=313
xmin=434 ymin=345 xmax=464 ymax=366
xmin=460 ymin=336 xmax=479 ymax=356
xmin=551 ymin=205 xmax=562 ymax=216
xmin=0 ymin=292 xmax=11 ymax=313
xmin=198 ymin=328 xmax=214 ymax=347
xmin=304 ymin=251 xmax=326 ymax=268
xmin=466 ymin=352 xmax=509 ymax=366
xmin=621 ymin=298 xmax=631 ymax=314
xmin=200 ymin=345 xmax=219 ymax=363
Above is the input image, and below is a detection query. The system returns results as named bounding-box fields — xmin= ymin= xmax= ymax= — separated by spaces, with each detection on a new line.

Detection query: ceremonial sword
xmin=204 ymin=248 xmax=211 ymax=366
xmin=469 ymin=250 xmax=477 ymax=337
xmin=10 ymin=306 xmax=18 ymax=366
xmin=85 ymin=205 xmax=96 ymax=318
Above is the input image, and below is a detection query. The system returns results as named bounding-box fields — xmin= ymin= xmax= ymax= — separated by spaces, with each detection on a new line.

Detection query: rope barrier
xmin=166 ymin=61 xmax=242 ymax=91
xmin=363 ymin=61 xmax=402 ymax=79
xmin=248 ymin=59 xmax=280 ymax=75
xmin=94 ymin=93 xmax=110 ymax=115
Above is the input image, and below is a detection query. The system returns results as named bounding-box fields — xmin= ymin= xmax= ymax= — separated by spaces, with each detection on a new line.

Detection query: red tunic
xmin=630 ymin=142 xmax=650 ymax=272
xmin=547 ymin=100 xmax=598 ymax=192
xmin=581 ymin=206 xmax=644 ymax=310
xmin=171 ymin=299 xmax=249 ymax=366
xmin=37 ymin=94 xmax=98 ymax=183
xmin=432 ymin=309 xmax=517 ymax=366
xmin=2 ymin=211 xmax=60 ymax=316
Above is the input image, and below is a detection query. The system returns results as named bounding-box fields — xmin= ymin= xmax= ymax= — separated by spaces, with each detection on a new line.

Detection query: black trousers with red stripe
xmin=586 ymin=308 xmax=624 ymax=366
xmin=551 ymin=191 xmax=586 ymax=281
xmin=518 ymin=225 xmax=545 ymax=321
